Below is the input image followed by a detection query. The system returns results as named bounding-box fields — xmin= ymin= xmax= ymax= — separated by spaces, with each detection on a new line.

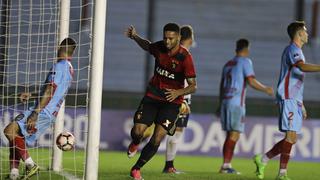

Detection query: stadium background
xmin=104 ymin=0 xmax=320 ymax=117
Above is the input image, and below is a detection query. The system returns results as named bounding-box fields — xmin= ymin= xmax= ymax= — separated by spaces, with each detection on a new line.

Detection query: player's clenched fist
xmin=125 ymin=25 xmax=137 ymax=39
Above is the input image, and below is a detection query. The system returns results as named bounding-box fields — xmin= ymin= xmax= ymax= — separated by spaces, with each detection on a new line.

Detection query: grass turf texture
xmin=1 ymin=149 xmax=319 ymax=180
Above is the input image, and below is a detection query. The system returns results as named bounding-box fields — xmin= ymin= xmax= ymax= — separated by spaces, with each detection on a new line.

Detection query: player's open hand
xmin=165 ymin=88 xmax=181 ymax=102
xmin=20 ymin=92 xmax=32 ymax=104
xmin=125 ymin=25 xmax=137 ymax=39
xmin=26 ymin=111 xmax=38 ymax=134
xmin=265 ymin=86 xmax=274 ymax=97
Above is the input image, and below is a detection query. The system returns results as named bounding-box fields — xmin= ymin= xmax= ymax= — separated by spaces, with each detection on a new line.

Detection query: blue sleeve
xmin=289 ymin=48 xmax=304 ymax=65
xmin=243 ymin=59 xmax=255 ymax=78
xmin=53 ymin=63 xmax=72 ymax=87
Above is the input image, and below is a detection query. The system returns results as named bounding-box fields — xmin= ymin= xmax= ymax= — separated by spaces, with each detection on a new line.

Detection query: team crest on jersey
xmin=171 ymin=60 xmax=179 ymax=69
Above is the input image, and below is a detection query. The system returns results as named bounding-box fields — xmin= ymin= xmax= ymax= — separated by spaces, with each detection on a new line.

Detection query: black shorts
xmin=176 ymin=113 xmax=190 ymax=128
xmin=133 ymin=96 xmax=180 ymax=135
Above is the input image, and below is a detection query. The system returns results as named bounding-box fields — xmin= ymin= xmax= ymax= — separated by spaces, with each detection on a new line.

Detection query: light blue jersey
xmin=17 ymin=59 xmax=73 ymax=145
xmin=42 ymin=59 xmax=73 ymax=117
xmin=221 ymin=56 xmax=255 ymax=107
xmin=277 ymin=43 xmax=305 ymax=103
xmin=277 ymin=43 xmax=305 ymax=133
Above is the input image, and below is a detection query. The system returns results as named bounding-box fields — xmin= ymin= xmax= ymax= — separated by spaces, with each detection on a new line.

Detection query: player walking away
xmin=253 ymin=21 xmax=320 ymax=180
xmin=3 ymin=38 xmax=76 ymax=180
xmin=217 ymin=39 xmax=274 ymax=175
xmin=125 ymin=23 xmax=197 ymax=180
xmin=163 ymin=25 xmax=194 ymax=174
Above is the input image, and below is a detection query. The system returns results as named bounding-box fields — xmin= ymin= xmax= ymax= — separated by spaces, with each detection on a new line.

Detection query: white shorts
xmin=220 ymin=104 xmax=246 ymax=133
xmin=278 ymin=99 xmax=303 ymax=134
xmin=16 ymin=110 xmax=55 ymax=146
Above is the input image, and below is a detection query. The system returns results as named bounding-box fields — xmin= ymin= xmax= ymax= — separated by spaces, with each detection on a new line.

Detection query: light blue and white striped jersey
xmin=40 ymin=59 xmax=73 ymax=117
xmin=221 ymin=56 xmax=255 ymax=106
xmin=277 ymin=43 xmax=305 ymax=103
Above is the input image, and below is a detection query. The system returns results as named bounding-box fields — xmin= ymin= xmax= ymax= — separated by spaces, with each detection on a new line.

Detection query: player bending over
xmin=3 ymin=38 xmax=76 ymax=180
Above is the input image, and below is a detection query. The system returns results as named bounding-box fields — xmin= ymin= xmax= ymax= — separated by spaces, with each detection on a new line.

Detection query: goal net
xmin=0 ymin=0 xmax=93 ymax=179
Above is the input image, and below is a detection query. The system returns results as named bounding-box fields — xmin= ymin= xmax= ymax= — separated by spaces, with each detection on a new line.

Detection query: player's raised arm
xmin=125 ymin=25 xmax=151 ymax=51
xmin=247 ymin=77 xmax=274 ymax=96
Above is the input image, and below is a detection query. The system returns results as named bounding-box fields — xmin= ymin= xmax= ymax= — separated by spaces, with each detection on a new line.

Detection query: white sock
xmin=166 ymin=131 xmax=183 ymax=161
xmin=279 ymin=169 xmax=287 ymax=175
xmin=262 ymin=154 xmax=269 ymax=165
xmin=25 ymin=157 xmax=35 ymax=168
xmin=222 ymin=163 xmax=232 ymax=169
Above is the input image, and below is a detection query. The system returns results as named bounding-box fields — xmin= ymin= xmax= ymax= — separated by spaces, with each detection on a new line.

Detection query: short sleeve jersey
xmin=277 ymin=43 xmax=305 ymax=103
xmin=221 ymin=56 xmax=255 ymax=106
xmin=146 ymin=41 xmax=196 ymax=104
xmin=40 ymin=59 xmax=73 ymax=117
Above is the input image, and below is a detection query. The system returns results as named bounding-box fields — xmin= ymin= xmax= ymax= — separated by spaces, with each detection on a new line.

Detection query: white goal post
xmin=85 ymin=0 xmax=107 ymax=179
xmin=51 ymin=0 xmax=70 ymax=172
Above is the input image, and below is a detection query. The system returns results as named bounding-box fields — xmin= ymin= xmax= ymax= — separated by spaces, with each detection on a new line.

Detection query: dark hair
xmin=236 ymin=38 xmax=249 ymax=52
xmin=163 ymin=23 xmax=180 ymax=34
xmin=60 ymin=37 xmax=77 ymax=48
xmin=180 ymin=25 xmax=194 ymax=41
xmin=59 ymin=37 xmax=77 ymax=55
xmin=287 ymin=21 xmax=306 ymax=40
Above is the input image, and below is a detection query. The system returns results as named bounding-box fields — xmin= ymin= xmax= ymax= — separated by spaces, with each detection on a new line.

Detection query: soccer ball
xmin=56 ymin=131 xmax=75 ymax=151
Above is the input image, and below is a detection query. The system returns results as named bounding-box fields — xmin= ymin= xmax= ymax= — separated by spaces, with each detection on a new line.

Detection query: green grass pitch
xmin=1 ymin=149 xmax=319 ymax=180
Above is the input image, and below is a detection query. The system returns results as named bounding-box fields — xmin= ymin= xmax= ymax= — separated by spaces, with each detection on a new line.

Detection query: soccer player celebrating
xmin=217 ymin=39 xmax=274 ymax=174
xmin=125 ymin=23 xmax=197 ymax=180
xmin=3 ymin=38 xmax=76 ymax=180
xmin=254 ymin=21 xmax=320 ymax=180
xmin=163 ymin=25 xmax=194 ymax=174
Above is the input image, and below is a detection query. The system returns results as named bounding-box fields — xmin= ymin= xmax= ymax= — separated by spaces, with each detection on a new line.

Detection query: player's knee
xmin=228 ymin=131 xmax=240 ymax=142
xmin=285 ymin=137 xmax=297 ymax=144
xmin=285 ymin=131 xmax=297 ymax=144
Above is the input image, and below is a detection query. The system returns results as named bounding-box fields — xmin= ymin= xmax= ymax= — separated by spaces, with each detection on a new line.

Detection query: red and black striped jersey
xmin=145 ymin=41 xmax=196 ymax=104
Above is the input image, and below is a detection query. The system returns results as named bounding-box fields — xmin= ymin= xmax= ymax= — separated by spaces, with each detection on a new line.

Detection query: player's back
xmin=221 ymin=56 xmax=255 ymax=107
xmin=42 ymin=59 xmax=73 ymax=117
